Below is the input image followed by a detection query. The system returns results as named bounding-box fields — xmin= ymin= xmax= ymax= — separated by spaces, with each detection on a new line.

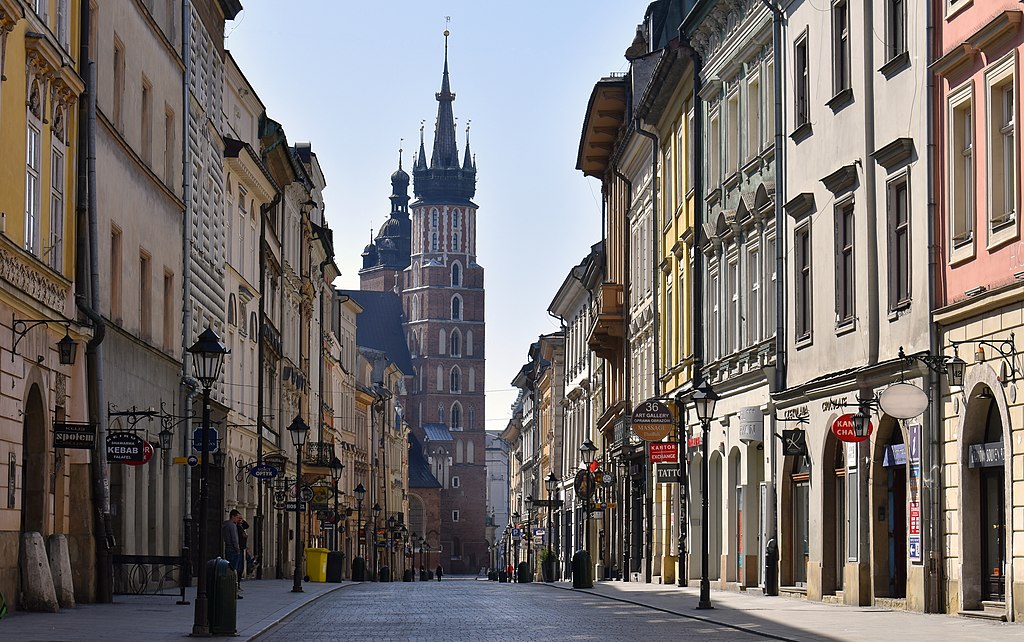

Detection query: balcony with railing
xmin=304 ymin=441 xmax=335 ymax=468
xmin=587 ymin=282 xmax=624 ymax=360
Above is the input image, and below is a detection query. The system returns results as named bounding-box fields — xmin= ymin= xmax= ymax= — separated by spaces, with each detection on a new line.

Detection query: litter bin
xmin=764 ymin=538 xmax=779 ymax=596
xmin=305 ymin=547 xmax=329 ymax=583
xmin=206 ymin=557 xmax=237 ymax=635
xmin=326 ymin=551 xmax=345 ymax=583
xmin=352 ymin=556 xmax=366 ymax=581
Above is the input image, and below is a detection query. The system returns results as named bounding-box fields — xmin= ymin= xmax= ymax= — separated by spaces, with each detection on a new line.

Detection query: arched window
xmin=456 ymin=439 xmax=464 ymax=463
xmin=450 ymin=367 xmax=461 ymax=393
xmin=466 ymin=439 xmax=474 ymax=463
xmin=466 ymin=330 xmax=474 ymax=356
xmin=452 ymin=209 xmax=460 ymax=228
xmin=439 ymin=329 xmax=447 ymax=355
xmin=452 ymin=232 xmax=460 ymax=251
xmin=249 ymin=313 xmax=258 ymax=340
xmin=451 ymin=403 xmax=462 ymax=430
xmin=431 ymin=209 xmax=438 ymax=227
xmin=450 ymin=329 xmax=461 ymax=356
xmin=451 ymin=295 xmax=462 ymax=320
xmin=451 ymin=263 xmax=461 ymax=287
xmin=469 ymin=367 xmax=475 ymax=392
xmin=431 ymin=233 xmax=438 ymax=252
xmin=227 ymin=293 xmax=237 ymax=326
xmin=468 ymin=406 xmax=475 ymax=430
xmin=436 ymin=366 xmax=443 ymax=391
xmin=438 ymin=403 xmax=445 ymax=423
xmin=411 ymin=295 xmax=419 ymax=321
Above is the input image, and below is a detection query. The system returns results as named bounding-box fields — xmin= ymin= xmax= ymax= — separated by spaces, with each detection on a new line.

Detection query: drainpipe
xmin=760 ymin=0 xmax=785 ymax=597
xmin=76 ymin=0 xmax=113 ymax=602
xmin=635 ymin=121 xmax=659 ymax=583
xmin=859 ymin=0 xmax=879 ymax=605
xmin=923 ymin=0 xmax=945 ymax=616
xmin=180 ymin=0 xmax=196 ymax=565
xmin=612 ymin=167 xmax=634 ymax=578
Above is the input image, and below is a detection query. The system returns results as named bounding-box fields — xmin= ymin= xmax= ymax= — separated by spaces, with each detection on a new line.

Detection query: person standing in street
xmin=222 ymin=509 xmax=243 ymax=597
xmin=236 ymin=517 xmax=250 ymax=582
xmin=435 ymin=564 xmax=443 ymax=582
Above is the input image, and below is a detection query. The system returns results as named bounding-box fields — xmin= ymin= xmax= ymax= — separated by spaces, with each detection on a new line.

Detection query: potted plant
xmin=540 ymin=549 xmax=556 ymax=583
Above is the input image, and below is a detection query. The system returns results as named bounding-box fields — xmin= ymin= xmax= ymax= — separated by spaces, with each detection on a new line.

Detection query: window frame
xmin=887 ymin=0 xmax=906 ymax=61
xmin=834 ymin=198 xmax=856 ymax=327
xmin=794 ymin=223 xmax=813 ymax=343
xmin=832 ymin=0 xmax=851 ymax=96
xmin=985 ymin=57 xmax=1017 ymax=245
xmin=887 ymin=172 xmax=912 ymax=311
xmin=947 ymin=82 xmax=975 ymax=263
xmin=794 ymin=31 xmax=811 ymax=129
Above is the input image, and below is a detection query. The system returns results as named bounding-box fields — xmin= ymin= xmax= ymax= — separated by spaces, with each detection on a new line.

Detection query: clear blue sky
xmin=226 ymin=1 xmax=652 ymax=431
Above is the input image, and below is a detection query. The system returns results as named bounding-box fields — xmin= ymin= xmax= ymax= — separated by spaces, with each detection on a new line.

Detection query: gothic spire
xmin=462 ymin=122 xmax=473 ymax=170
xmin=429 ymin=28 xmax=459 ymax=169
xmin=415 ymin=121 xmax=427 ymax=171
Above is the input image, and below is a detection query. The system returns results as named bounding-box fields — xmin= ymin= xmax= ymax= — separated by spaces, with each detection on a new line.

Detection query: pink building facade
xmin=933 ymin=3 xmax=1024 ymax=621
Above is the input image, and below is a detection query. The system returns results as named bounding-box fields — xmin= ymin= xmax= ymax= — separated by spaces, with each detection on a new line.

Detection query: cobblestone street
xmin=255 ymin=578 xmax=1016 ymax=642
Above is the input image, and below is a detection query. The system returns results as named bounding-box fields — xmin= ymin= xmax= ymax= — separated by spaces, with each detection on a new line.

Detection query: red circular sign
xmin=125 ymin=440 xmax=154 ymax=466
xmin=831 ymin=413 xmax=873 ymax=443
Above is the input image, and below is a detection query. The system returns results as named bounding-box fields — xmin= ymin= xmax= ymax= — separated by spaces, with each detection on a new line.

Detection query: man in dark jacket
xmin=223 ymin=510 xmax=243 ymax=596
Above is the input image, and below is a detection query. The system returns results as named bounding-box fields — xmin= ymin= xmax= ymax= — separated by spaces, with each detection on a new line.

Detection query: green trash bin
xmin=572 ymin=550 xmax=593 ymax=589
xmin=305 ymin=547 xmax=329 ymax=582
xmin=207 ymin=557 xmax=237 ymax=635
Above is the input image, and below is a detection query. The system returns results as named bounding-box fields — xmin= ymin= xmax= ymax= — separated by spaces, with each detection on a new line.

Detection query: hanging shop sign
xmin=631 ymin=400 xmax=674 ymax=441
xmin=882 ymin=444 xmax=907 ymax=467
xmin=249 ymin=464 xmax=278 ymax=479
xmin=831 ymin=413 xmax=873 ymax=443
xmin=781 ymin=430 xmax=808 ymax=457
xmin=737 ymin=407 xmax=763 ymax=444
xmin=654 ymin=463 xmax=680 ymax=484
xmin=106 ymin=432 xmax=145 ymax=462
xmin=191 ymin=426 xmax=219 ymax=453
xmin=52 ymin=422 xmax=97 ymax=449
xmin=878 ymin=383 xmax=929 ymax=419
xmin=284 ymin=500 xmax=306 ymax=512
xmin=574 ymin=470 xmax=596 ymax=499
xmin=649 ymin=442 xmax=679 ymax=463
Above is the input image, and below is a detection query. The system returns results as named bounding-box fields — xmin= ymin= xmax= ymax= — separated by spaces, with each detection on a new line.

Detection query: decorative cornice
xmin=784 ymin=193 xmax=815 ymax=220
xmin=872 ymin=137 xmax=915 ymax=171
xmin=820 ymin=163 xmax=858 ymax=196
xmin=0 ymin=233 xmax=71 ymax=314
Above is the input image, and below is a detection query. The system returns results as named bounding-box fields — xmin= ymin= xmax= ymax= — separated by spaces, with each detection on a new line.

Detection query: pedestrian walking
xmin=435 ymin=564 xmax=443 ymax=582
xmin=222 ymin=509 xmax=243 ymax=598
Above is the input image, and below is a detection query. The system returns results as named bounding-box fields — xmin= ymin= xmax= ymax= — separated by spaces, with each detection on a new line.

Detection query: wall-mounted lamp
xmin=13 ymin=316 xmax=78 ymax=365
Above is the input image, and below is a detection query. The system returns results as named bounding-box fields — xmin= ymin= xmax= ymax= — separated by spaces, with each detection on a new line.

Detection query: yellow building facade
xmin=0 ymin=0 xmax=91 ymax=608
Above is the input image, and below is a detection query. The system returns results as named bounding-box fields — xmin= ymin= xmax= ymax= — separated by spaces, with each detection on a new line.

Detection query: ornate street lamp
xmin=353 ymin=483 xmax=366 ymax=580
xmin=692 ymin=380 xmax=718 ymax=610
xmin=372 ymin=502 xmax=382 ymax=579
xmin=545 ymin=472 xmax=557 ymax=582
xmin=188 ymin=328 xmax=228 ymax=636
xmin=329 ymin=457 xmax=344 ymax=552
xmin=288 ymin=414 xmax=309 ymax=593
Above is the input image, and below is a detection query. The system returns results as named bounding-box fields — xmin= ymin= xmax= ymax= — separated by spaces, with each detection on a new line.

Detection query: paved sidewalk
xmin=536 ymin=579 xmax=1021 ymax=641
xmin=0 ymin=578 xmax=350 ymax=641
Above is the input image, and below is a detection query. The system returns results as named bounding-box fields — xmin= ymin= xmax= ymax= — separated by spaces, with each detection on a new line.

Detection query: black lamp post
xmin=418 ymin=535 xmax=426 ymax=579
xmin=353 ymin=483 xmax=366 ymax=580
xmin=372 ymin=502 xmax=381 ymax=579
xmin=329 ymin=457 xmax=344 ymax=552
xmin=288 ymin=414 xmax=309 ymax=593
xmin=692 ymin=380 xmax=718 ymax=610
xmin=188 ymin=327 xmax=229 ymax=637
xmin=579 ymin=439 xmax=597 ymax=587
xmin=545 ymin=472 xmax=557 ymax=582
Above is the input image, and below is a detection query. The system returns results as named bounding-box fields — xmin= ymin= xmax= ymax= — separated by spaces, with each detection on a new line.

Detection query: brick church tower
xmin=404 ymin=31 xmax=486 ymax=574
xmin=358 ymin=31 xmax=487 ymax=574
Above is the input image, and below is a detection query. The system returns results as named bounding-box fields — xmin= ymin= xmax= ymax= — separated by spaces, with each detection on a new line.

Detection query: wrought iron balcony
xmin=303 ymin=441 xmax=335 ymax=468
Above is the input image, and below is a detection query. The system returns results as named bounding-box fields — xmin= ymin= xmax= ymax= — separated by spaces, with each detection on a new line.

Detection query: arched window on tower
xmin=466 ymin=439 xmax=474 ymax=463
xmin=438 ymin=328 xmax=447 ymax=355
xmin=451 ymin=295 xmax=462 ymax=320
xmin=466 ymin=330 xmax=473 ymax=356
xmin=438 ymin=403 xmax=445 ymax=423
xmin=452 ymin=232 xmax=460 ymax=251
xmin=456 ymin=438 xmax=464 ymax=462
xmin=468 ymin=406 xmax=475 ymax=430
xmin=450 ymin=366 xmax=461 ymax=393
xmin=451 ymin=403 xmax=462 ymax=431
xmin=431 ymin=233 xmax=438 ymax=252
xmin=452 ymin=209 xmax=460 ymax=228
xmin=436 ymin=365 xmax=443 ymax=391
xmin=431 ymin=208 xmax=438 ymax=227
xmin=451 ymin=263 xmax=461 ymax=287
xmin=469 ymin=367 xmax=475 ymax=392
xmin=450 ymin=329 xmax=461 ymax=356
